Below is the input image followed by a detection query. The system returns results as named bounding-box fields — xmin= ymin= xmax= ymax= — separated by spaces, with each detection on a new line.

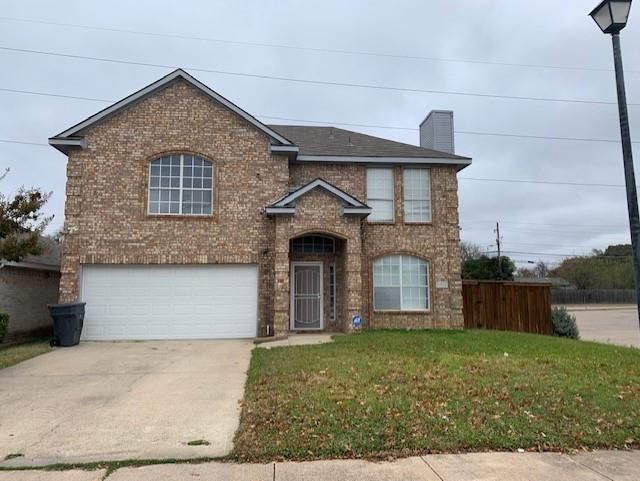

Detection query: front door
xmin=291 ymin=262 xmax=323 ymax=330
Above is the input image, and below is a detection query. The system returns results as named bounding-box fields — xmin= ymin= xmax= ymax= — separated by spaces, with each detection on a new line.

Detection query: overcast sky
xmin=1 ymin=0 xmax=639 ymax=268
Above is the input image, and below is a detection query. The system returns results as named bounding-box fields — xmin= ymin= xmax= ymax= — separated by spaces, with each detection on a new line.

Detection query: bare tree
xmin=460 ymin=241 xmax=484 ymax=263
xmin=516 ymin=266 xmax=535 ymax=278
xmin=533 ymin=261 xmax=549 ymax=278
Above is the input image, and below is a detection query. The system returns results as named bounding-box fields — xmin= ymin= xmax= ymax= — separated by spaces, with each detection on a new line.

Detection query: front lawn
xmin=233 ymin=330 xmax=640 ymax=461
xmin=0 ymin=339 xmax=52 ymax=370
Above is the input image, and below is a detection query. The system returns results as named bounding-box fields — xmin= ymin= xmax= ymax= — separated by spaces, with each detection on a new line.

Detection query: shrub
xmin=551 ymin=306 xmax=580 ymax=340
xmin=0 ymin=311 xmax=9 ymax=343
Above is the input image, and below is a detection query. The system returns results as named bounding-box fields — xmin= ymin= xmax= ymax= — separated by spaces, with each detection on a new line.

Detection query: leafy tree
xmin=462 ymin=255 xmax=516 ymax=280
xmin=604 ymin=244 xmax=632 ymax=257
xmin=0 ymin=172 xmax=52 ymax=262
xmin=550 ymin=244 xmax=634 ymax=289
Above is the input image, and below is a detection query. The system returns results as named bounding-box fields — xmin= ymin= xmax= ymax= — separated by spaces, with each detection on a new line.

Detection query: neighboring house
xmin=0 ymin=248 xmax=61 ymax=343
xmin=48 ymin=69 xmax=471 ymax=340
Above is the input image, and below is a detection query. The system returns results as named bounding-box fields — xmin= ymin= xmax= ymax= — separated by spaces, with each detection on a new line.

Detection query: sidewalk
xmin=1 ymin=450 xmax=637 ymax=481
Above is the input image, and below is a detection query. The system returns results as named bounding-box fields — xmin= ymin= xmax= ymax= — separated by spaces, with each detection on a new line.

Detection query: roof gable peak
xmin=265 ymin=178 xmax=371 ymax=217
xmin=49 ymin=69 xmax=292 ymax=153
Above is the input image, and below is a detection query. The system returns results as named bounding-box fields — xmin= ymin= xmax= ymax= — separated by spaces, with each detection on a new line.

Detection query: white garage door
xmin=80 ymin=264 xmax=258 ymax=340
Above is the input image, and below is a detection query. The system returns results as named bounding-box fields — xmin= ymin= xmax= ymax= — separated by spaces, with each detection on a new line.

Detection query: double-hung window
xmin=367 ymin=168 xmax=394 ymax=222
xmin=403 ymin=168 xmax=431 ymax=223
xmin=148 ymin=154 xmax=213 ymax=215
xmin=373 ymin=255 xmax=429 ymax=311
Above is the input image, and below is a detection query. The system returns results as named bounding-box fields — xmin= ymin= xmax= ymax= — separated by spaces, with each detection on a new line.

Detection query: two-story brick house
xmin=49 ymin=69 xmax=471 ymax=340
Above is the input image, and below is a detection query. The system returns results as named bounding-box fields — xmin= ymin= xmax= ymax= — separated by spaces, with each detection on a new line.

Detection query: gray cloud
xmin=1 ymin=0 xmax=638 ymax=267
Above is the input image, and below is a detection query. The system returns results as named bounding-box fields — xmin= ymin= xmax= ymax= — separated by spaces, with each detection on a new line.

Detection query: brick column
xmin=58 ymin=254 xmax=80 ymax=303
xmin=343 ymin=235 xmax=363 ymax=332
xmin=273 ymin=224 xmax=290 ymax=338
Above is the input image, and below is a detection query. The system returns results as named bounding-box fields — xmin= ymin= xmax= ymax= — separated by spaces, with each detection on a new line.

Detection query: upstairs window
xmin=148 ymin=154 xmax=213 ymax=215
xmin=403 ymin=168 xmax=431 ymax=222
xmin=367 ymin=168 xmax=394 ymax=222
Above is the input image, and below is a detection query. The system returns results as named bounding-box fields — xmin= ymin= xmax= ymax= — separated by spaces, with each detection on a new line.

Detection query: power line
xmin=1 ymin=87 xmax=638 ymax=146
xmin=505 ymin=241 xmax=614 ymax=249
xmin=500 ymin=225 xmax=628 ymax=235
xmin=0 ymin=87 xmax=111 ymax=103
xmin=0 ymin=135 xmax=637 ymax=191
xmin=499 ymin=226 xmax=629 ymax=236
xmin=0 ymin=15 xmax=632 ymax=75
xmin=0 ymin=138 xmax=48 ymax=147
xmin=459 ymin=177 xmax=632 ymax=188
xmin=1 ymin=45 xmax=636 ymax=107
xmin=463 ymin=219 xmax=627 ymax=228
xmin=492 ymin=249 xmax=632 ymax=258
xmin=463 ymin=225 xmax=631 ymax=237
xmin=257 ymin=115 xmax=640 ymax=144
xmin=453 ymin=129 xmax=637 ymax=145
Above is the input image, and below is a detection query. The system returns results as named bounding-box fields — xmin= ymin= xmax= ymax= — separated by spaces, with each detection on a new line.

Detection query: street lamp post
xmin=589 ymin=0 xmax=640 ymax=326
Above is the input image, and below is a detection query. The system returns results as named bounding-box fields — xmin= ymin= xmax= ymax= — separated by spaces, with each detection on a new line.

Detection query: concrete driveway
xmin=565 ymin=304 xmax=640 ymax=348
xmin=0 ymin=340 xmax=253 ymax=467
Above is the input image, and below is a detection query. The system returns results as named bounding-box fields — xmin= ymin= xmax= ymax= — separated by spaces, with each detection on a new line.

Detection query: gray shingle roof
xmin=267 ymin=125 xmax=470 ymax=160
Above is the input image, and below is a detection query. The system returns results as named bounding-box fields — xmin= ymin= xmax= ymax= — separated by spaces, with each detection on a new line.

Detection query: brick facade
xmin=58 ymin=78 xmax=463 ymax=337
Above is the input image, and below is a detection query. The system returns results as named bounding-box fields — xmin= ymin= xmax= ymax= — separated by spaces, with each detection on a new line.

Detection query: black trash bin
xmin=48 ymin=302 xmax=86 ymax=347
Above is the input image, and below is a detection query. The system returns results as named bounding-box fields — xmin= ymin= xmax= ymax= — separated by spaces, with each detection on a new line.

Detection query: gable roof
xmin=47 ymin=69 xmax=471 ymax=169
xmin=267 ymin=125 xmax=471 ymax=167
xmin=265 ymin=178 xmax=371 ymax=217
xmin=49 ymin=69 xmax=293 ymax=153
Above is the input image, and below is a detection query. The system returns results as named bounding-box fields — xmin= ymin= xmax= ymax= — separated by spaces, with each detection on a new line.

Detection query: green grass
xmin=0 ymin=339 xmax=52 ymax=370
xmin=232 ymin=330 xmax=640 ymax=461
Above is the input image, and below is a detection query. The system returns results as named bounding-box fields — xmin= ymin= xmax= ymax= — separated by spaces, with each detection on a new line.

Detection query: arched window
xmin=373 ymin=255 xmax=429 ymax=311
xmin=148 ymin=154 xmax=213 ymax=215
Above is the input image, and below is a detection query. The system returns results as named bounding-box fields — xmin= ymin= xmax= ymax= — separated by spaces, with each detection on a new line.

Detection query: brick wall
xmin=289 ymin=163 xmax=463 ymax=329
xmin=59 ymin=77 xmax=463 ymax=336
xmin=0 ymin=266 xmax=60 ymax=343
xmin=60 ymin=79 xmax=288 ymax=336
xmin=273 ymin=189 xmax=363 ymax=336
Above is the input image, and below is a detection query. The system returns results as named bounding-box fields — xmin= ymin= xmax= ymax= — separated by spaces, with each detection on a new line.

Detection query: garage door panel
xmin=81 ymin=265 xmax=258 ymax=340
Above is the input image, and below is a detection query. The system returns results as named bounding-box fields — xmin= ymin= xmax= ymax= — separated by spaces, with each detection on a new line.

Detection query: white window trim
xmin=403 ymin=167 xmax=432 ymax=224
xmin=367 ymin=167 xmax=395 ymax=223
xmin=148 ymin=153 xmax=214 ymax=216
xmin=373 ymin=255 xmax=430 ymax=312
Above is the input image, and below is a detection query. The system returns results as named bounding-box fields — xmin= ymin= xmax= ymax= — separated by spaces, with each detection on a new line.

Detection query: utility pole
xmin=495 ymin=221 xmax=502 ymax=278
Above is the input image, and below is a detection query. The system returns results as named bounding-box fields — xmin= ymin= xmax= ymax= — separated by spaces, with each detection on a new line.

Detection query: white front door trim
xmin=290 ymin=261 xmax=324 ymax=331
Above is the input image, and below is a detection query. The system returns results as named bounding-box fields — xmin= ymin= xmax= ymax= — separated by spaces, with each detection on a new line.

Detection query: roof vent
xmin=347 ymin=136 xmax=354 ymax=147
xmin=328 ymin=128 xmax=335 ymax=140
xmin=419 ymin=110 xmax=454 ymax=154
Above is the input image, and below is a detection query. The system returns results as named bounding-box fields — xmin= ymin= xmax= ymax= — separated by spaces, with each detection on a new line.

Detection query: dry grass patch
xmin=0 ymin=339 xmax=52 ymax=370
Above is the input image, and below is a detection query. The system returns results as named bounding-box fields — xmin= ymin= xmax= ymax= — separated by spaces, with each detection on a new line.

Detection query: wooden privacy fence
xmin=551 ymin=288 xmax=635 ymax=305
xmin=462 ymin=280 xmax=552 ymax=335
